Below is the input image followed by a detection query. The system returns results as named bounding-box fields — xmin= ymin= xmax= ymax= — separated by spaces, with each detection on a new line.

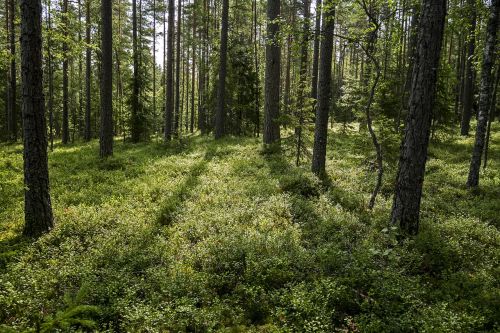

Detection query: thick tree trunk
xmin=165 ymin=0 xmax=174 ymax=141
xmin=460 ymin=0 xmax=477 ymax=136
xmin=214 ymin=0 xmax=229 ymax=139
xmin=466 ymin=0 xmax=499 ymax=187
xmin=8 ymin=0 xmax=17 ymax=141
xmin=312 ymin=0 xmax=335 ymax=176
xmin=20 ymin=0 xmax=53 ymax=237
xmin=263 ymin=0 xmax=281 ymax=144
xmin=391 ymin=0 xmax=446 ymax=235
xmin=62 ymin=0 xmax=69 ymax=144
xmin=99 ymin=0 xmax=113 ymax=157
xmin=311 ymin=0 xmax=322 ymax=101
xmin=84 ymin=0 xmax=91 ymax=141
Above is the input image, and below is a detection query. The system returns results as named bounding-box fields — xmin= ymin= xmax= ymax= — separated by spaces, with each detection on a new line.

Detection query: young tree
xmin=263 ymin=0 xmax=281 ymax=144
xmin=466 ymin=0 xmax=499 ymax=187
xmin=99 ymin=0 xmax=113 ymax=157
xmin=215 ymin=0 xmax=229 ymax=139
xmin=311 ymin=0 xmax=335 ymax=176
xmin=20 ymin=0 xmax=53 ymax=237
xmin=391 ymin=0 xmax=447 ymax=235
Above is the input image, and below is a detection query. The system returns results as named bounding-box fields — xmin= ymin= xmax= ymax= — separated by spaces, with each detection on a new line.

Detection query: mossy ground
xmin=1 ymin=124 xmax=499 ymax=332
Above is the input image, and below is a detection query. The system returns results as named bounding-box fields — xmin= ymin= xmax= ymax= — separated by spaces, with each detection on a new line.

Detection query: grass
xmin=0 ymin=123 xmax=499 ymax=332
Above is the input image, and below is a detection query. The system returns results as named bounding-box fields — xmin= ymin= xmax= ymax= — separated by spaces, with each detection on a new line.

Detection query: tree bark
xmin=312 ymin=0 xmax=335 ymax=176
xmin=20 ymin=0 xmax=54 ymax=237
xmin=466 ymin=0 xmax=499 ymax=187
xmin=214 ymin=0 xmax=229 ymax=139
xmin=99 ymin=0 xmax=113 ymax=157
xmin=460 ymin=0 xmax=477 ymax=136
xmin=62 ymin=0 xmax=69 ymax=144
xmin=8 ymin=0 xmax=17 ymax=141
xmin=391 ymin=0 xmax=446 ymax=235
xmin=263 ymin=0 xmax=281 ymax=144
xmin=165 ymin=0 xmax=174 ymax=141
xmin=311 ymin=0 xmax=322 ymax=101
xmin=174 ymin=0 xmax=182 ymax=137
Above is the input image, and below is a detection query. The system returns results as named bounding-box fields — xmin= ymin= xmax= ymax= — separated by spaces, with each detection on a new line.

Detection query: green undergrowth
xmin=0 ymin=124 xmax=499 ymax=332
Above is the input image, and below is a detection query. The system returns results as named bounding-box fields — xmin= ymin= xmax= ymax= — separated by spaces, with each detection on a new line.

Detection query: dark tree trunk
xmin=165 ymin=0 xmax=174 ymax=141
xmin=483 ymin=67 xmax=499 ymax=169
xmin=46 ymin=0 xmax=54 ymax=150
xmin=263 ymin=0 xmax=281 ymax=144
xmin=214 ymin=0 xmax=229 ymax=139
xmin=466 ymin=0 xmax=499 ymax=187
xmin=84 ymin=0 xmax=91 ymax=141
xmin=391 ymin=0 xmax=446 ymax=236
xmin=312 ymin=0 xmax=335 ymax=176
xmin=190 ymin=6 xmax=196 ymax=134
xmin=62 ymin=0 xmax=69 ymax=144
xmin=20 ymin=0 xmax=53 ymax=237
xmin=99 ymin=0 xmax=113 ymax=157
xmin=311 ymin=0 xmax=322 ymax=101
xmin=8 ymin=0 xmax=17 ymax=141
xmin=460 ymin=0 xmax=477 ymax=136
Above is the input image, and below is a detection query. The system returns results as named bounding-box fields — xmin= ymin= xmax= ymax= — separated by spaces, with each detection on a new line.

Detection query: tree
xmin=20 ymin=0 xmax=53 ymax=237
xmin=174 ymin=0 xmax=181 ymax=136
xmin=460 ymin=0 xmax=477 ymax=136
xmin=215 ymin=0 xmax=229 ymax=139
xmin=391 ymin=0 xmax=447 ymax=235
xmin=466 ymin=0 xmax=499 ymax=187
xmin=263 ymin=0 xmax=281 ymax=144
xmin=311 ymin=0 xmax=322 ymax=102
xmin=165 ymin=0 xmax=174 ymax=141
xmin=84 ymin=0 xmax=91 ymax=141
xmin=311 ymin=0 xmax=335 ymax=176
xmin=62 ymin=0 xmax=69 ymax=144
xmin=99 ymin=0 xmax=113 ymax=157
xmin=8 ymin=0 xmax=16 ymax=141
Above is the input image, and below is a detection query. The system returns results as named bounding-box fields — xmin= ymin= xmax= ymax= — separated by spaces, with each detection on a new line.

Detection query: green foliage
xmin=1 ymin=125 xmax=499 ymax=331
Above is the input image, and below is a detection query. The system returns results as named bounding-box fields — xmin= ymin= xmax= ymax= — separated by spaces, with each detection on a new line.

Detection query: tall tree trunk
xmin=62 ymin=0 xmax=69 ymax=144
xmin=78 ymin=0 xmax=83 ymax=137
xmin=312 ymin=0 xmax=334 ymax=176
xmin=466 ymin=0 xmax=499 ymax=187
xmin=483 ymin=67 xmax=499 ymax=169
xmin=99 ymin=0 xmax=113 ymax=157
xmin=84 ymin=0 xmax=91 ymax=141
xmin=153 ymin=0 xmax=156 ymax=138
xmin=46 ymin=0 xmax=54 ymax=150
xmin=263 ymin=0 xmax=281 ymax=144
xmin=8 ymin=0 xmax=17 ymax=141
xmin=460 ymin=0 xmax=477 ymax=136
xmin=295 ymin=0 xmax=310 ymax=166
xmin=253 ymin=0 xmax=260 ymax=136
xmin=391 ymin=0 xmax=446 ymax=235
xmin=311 ymin=0 xmax=322 ymax=101
xmin=20 ymin=0 xmax=53 ymax=237
xmin=190 ymin=4 xmax=196 ymax=134
xmin=165 ymin=0 xmax=174 ymax=140
xmin=214 ymin=0 xmax=228 ymax=139
xmin=131 ymin=0 xmax=141 ymax=142
xmin=174 ymin=0 xmax=182 ymax=137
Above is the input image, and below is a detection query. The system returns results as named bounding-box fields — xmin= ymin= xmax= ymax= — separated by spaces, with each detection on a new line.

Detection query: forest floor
xmin=1 ymin=123 xmax=499 ymax=332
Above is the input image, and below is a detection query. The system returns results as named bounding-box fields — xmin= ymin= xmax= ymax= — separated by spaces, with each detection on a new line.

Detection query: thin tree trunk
xmin=99 ymin=0 xmax=113 ymax=157
xmin=263 ymin=0 xmax=281 ymax=144
xmin=466 ymin=0 xmax=499 ymax=187
xmin=20 ymin=0 xmax=54 ymax=237
xmin=214 ymin=0 xmax=229 ymax=139
xmin=165 ymin=0 xmax=175 ymax=140
xmin=174 ymin=0 xmax=181 ymax=137
xmin=62 ymin=0 xmax=69 ymax=144
xmin=190 ymin=4 xmax=196 ymax=134
xmin=8 ymin=0 xmax=17 ymax=141
xmin=391 ymin=0 xmax=446 ymax=235
xmin=46 ymin=0 xmax=54 ymax=150
xmin=131 ymin=0 xmax=141 ymax=142
xmin=311 ymin=0 xmax=322 ymax=101
xmin=312 ymin=0 xmax=334 ymax=176
xmin=483 ymin=67 xmax=499 ymax=169
xmin=84 ymin=0 xmax=91 ymax=141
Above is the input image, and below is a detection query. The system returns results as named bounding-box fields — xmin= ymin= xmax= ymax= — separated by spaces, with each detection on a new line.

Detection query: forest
xmin=0 ymin=0 xmax=499 ymax=331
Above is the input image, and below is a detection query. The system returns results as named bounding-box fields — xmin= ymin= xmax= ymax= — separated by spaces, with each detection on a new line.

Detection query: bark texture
xmin=391 ymin=0 xmax=446 ymax=235
xmin=263 ymin=0 xmax=281 ymax=144
xmin=20 ymin=0 xmax=54 ymax=237
xmin=312 ymin=0 xmax=335 ymax=175
xmin=466 ymin=0 xmax=499 ymax=187
xmin=99 ymin=0 xmax=113 ymax=157
xmin=215 ymin=0 xmax=229 ymax=139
